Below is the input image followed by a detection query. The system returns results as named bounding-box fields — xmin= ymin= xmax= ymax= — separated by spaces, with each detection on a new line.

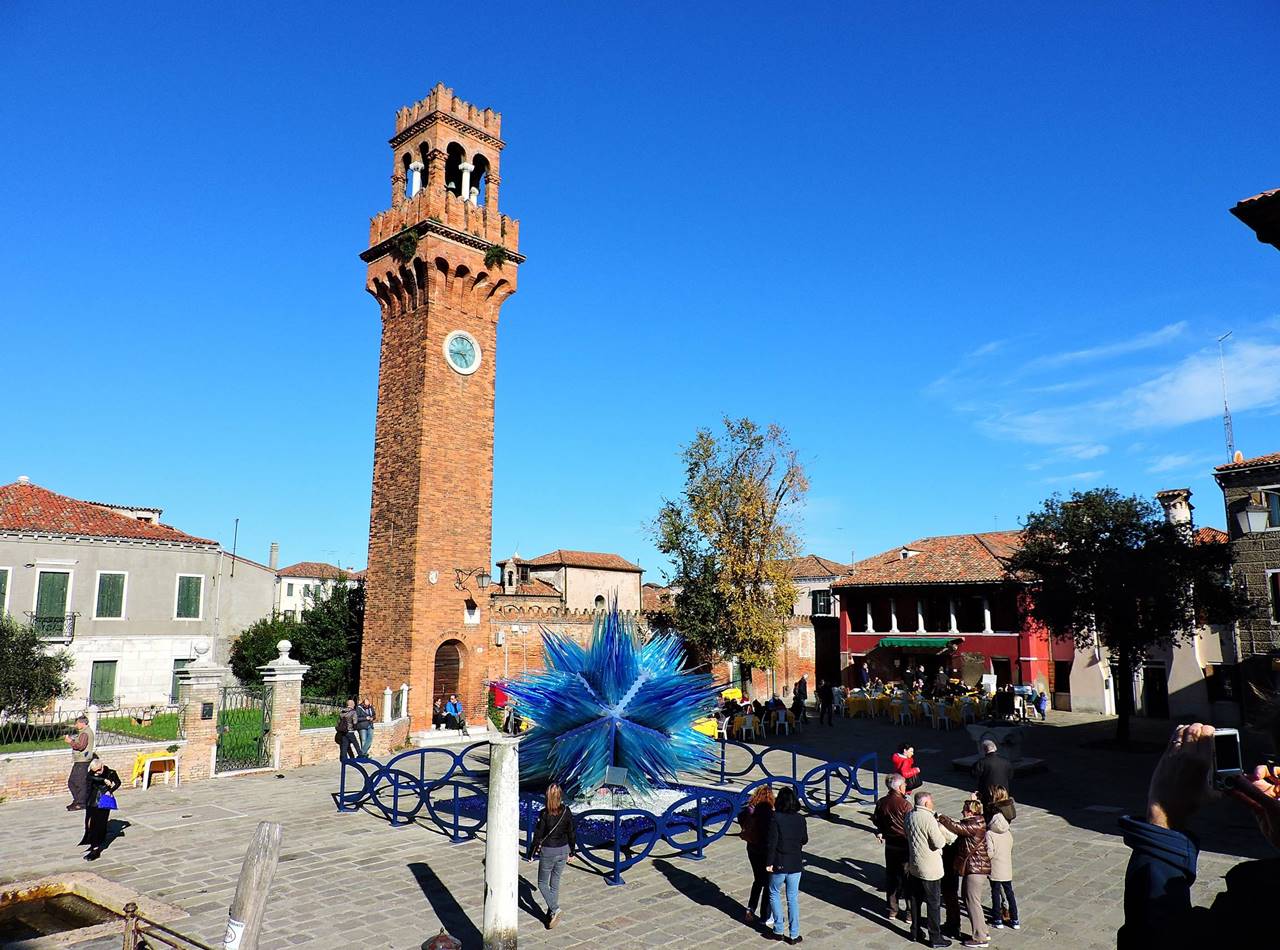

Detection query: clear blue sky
xmin=2 ymin=3 xmax=1277 ymax=577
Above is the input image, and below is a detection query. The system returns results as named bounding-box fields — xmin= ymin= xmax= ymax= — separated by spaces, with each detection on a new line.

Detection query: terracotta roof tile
xmin=277 ymin=561 xmax=360 ymax=579
xmin=489 ymin=578 xmax=561 ymax=597
xmin=1215 ymin=451 xmax=1280 ymax=472
xmin=778 ymin=554 xmax=852 ymax=579
xmin=834 ymin=531 xmax=1024 ymax=588
xmin=641 ymin=583 xmax=673 ymax=612
xmin=522 ymin=549 xmax=643 ymax=573
xmin=1194 ymin=526 xmax=1229 ymax=544
xmin=0 ymin=480 xmax=215 ymax=545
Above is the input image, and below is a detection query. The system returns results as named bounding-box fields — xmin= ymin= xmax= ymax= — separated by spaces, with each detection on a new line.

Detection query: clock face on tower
xmin=443 ymin=330 xmax=481 ymax=376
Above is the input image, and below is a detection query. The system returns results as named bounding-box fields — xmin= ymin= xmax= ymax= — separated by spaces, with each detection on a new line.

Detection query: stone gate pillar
xmin=177 ymin=640 xmax=227 ymax=781
xmin=259 ymin=639 xmax=309 ymax=770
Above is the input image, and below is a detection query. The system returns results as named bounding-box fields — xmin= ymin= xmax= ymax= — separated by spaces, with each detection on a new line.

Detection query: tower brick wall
xmin=360 ymin=85 xmax=520 ymax=726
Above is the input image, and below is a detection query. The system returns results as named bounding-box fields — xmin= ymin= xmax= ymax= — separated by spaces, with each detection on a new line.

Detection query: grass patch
xmin=0 ymin=721 xmax=75 ymax=754
xmin=301 ymin=712 xmax=340 ymax=730
xmin=98 ymin=713 xmax=179 ymax=741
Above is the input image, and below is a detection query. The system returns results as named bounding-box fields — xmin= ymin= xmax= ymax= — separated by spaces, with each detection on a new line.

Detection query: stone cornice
xmin=361 ymin=219 xmax=527 ymax=265
xmin=389 ymin=111 xmax=506 ymax=152
xmin=0 ymin=530 xmax=219 ymax=552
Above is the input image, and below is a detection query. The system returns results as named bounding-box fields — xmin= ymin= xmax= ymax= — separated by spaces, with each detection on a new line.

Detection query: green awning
xmin=875 ymin=637 xmax=962 ymax=649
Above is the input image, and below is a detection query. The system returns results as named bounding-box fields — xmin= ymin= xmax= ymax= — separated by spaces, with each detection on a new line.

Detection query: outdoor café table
xmin=871 ymin=695 xmax=891 ymax=718
xmin=846 ymin=696 xmax=868 ymax=718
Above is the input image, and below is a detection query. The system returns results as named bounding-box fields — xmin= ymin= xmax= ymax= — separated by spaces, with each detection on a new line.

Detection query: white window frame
xmin=32 ymin=568 xmax=74 ymax=617
xmin=174 ymin=573 xmax=204 ymax=621
xmin=286 ymin=582 xmax=294 ymax=597
xmin=93 ymin=570 xmax=129 ymax=620
xmin=0 ymin=566 xmax=10 ymax=615
xmin=1267 ymin=568 xmax=1280 ymax=625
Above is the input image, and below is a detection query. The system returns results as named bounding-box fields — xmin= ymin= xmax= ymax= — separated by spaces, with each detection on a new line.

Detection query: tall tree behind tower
xmin=654 ymin=418 xmax=808 ymax=670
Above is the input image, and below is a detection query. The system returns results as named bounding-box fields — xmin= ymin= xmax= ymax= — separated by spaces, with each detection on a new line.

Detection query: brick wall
xmin=295 ymin=718 xmax=413 ymax=769
xmin=1 ymin=740 xmax=184 ymax=803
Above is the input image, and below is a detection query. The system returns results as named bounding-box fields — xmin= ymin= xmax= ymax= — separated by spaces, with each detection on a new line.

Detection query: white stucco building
xmin=0 ymin=477 xmax=276 ymax=707
xmin=274 ymin=561 xmax=363 ymax=620
xmin=494 ymin=549 xmax=643 ymax=612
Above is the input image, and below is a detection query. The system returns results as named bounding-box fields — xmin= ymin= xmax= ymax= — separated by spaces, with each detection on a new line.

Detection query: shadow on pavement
xmin=409 ymin=861 xmax=481 ymax=949
xmin=653 ymin=858 xmax=746 ymax=925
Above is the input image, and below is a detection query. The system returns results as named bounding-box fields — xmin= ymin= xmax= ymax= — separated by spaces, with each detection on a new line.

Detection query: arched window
xmin=469 ymin=154 xmax=490 ymax=206
xmin=594 ymin=594 xmax=606 ymax=610
xmin=444 ymin=143 xmax=466 ymax=198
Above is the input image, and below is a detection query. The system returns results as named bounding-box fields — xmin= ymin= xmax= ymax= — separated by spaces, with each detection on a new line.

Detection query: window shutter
xmin=96 ymin=573 xmax=125 ymax=618
xmin=177 ymin=576 xmax=202 ymax=618
xmin=36 ymin=572 xmax=70 ymax=617
xmin=0 ymin=568 xmax=8 ymax=605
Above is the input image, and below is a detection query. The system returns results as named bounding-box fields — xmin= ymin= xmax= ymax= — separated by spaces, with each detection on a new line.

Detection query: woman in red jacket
xmin=892 ymin=742 xmax=923 ymax=791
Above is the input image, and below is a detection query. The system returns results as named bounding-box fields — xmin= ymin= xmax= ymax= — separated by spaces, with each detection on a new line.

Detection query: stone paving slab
xmin=0 ymin=711 xmax=1264 ymax=949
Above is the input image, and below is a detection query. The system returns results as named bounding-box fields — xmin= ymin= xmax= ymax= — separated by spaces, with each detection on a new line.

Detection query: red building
xmin=833 ymin=531 xmax=1053 ymax=693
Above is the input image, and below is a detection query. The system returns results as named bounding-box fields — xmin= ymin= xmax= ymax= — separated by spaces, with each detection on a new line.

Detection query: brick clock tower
xmin=359 ymin=84 xmax=523 ymax=724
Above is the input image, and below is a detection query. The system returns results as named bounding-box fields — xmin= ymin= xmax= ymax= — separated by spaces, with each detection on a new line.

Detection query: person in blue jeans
xmin=529 ymin=783 xmax=576 ymax=930
xmin=766 ymin=786 xmax=808 ymax=944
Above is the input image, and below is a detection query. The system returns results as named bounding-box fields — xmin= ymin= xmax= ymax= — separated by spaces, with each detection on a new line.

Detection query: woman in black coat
xmin=766 ymin=786 xmax=808 ymax=944
xmin=79 ymin=755 xmax=120 ymax=860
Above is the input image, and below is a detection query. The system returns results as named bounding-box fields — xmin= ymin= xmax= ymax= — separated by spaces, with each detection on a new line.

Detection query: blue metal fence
xmin=336 ymin=740 xmax=878 ymax=886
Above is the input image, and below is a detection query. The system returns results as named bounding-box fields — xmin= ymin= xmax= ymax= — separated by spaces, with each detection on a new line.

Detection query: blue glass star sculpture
xmin=500 ymin=605 xmax=720 ymax=796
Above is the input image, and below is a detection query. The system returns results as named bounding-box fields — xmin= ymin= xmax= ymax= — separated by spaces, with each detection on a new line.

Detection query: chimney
xmin=269 ymin=542 xmax=279 ymax=571
xmin=1155 ymin=489 xmax=1194 ymax=538
xmin=16 ymin=474 xmax=30 ymax=485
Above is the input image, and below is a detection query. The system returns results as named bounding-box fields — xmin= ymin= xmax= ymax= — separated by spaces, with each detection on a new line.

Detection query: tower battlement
xmin=393 ymin=82 xmax=502 ymax=144
xmin=366 ymin=187 xmax=520 ymax=256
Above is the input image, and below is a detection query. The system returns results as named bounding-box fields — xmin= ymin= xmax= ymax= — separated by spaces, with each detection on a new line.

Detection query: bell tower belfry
xmin=359 ymin=83 xmax=522 ymax=725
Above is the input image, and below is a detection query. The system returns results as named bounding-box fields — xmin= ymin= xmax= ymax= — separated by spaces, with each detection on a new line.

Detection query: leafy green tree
xmin=1006 ymin=488 xmax=1243 ymax=745
xmin=228 ymin=578 xmax=365 ymax=698
xmin=228 ymin=615 xmax=297 ymax=684
xmin=0 ymin=614 xmax=74 ymax=714
xmin=654 ymin=417 xmax=807 ymax=670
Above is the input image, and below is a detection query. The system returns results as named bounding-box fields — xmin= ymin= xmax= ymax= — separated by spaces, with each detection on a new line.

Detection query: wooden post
xmin=222 ymin=821 xmax=283 ymax=950
xmin=122 ymin=901 xmax=140 ymax=950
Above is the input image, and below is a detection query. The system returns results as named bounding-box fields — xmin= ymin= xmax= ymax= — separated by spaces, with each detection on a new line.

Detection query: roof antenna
xmin=1218 ymin=331 xmax=1236 ymax=461
xmin=230 ymin=517 xmax=239 ymax=577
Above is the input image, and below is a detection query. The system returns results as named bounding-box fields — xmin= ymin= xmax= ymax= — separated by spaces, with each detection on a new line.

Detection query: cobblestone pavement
xmin=1 ymin=711 xmax=1269 ymax=950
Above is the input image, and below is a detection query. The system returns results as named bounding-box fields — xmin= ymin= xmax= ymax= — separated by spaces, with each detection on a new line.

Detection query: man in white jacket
xmin=905 ymin=791 xmax=958 ymax=948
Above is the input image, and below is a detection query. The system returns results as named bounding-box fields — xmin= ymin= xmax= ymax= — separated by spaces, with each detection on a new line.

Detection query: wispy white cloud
xmin=979 ymin=338 xmax=1280 ymax=447
xmin=1031 ymin=321 xmax=1188 ymax=369
xmin=1125 ymin=341 xmax=1280 ymax=428
xmin=1041 ymin=470 xmax=1105 ymax=485
xmin=1146 ymin=453 xmax=1197 ymax=474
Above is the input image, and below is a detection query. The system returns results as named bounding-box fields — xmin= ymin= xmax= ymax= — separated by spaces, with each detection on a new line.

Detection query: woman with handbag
xmin=738 ymin=784 xmax=775 ymax=925
xmin=79 ymin=755 xmax=121 ymax=861
xmin=529 ymin=782 xmax=575 ymax=930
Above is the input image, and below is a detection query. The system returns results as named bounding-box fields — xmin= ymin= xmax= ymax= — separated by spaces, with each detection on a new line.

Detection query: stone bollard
xmin=382 ymin=686 xmax=394 ymax=724
xmin=482 ymin=735 xmax=520 ymax=950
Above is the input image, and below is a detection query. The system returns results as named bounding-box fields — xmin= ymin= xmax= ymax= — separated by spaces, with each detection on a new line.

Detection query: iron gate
xmin=216 ymin=685 xmax=273 ymax=772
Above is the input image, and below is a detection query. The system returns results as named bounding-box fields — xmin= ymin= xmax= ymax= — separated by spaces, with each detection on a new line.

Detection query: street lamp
xmin=1235 ymin=495 xmax=1272 ymax=535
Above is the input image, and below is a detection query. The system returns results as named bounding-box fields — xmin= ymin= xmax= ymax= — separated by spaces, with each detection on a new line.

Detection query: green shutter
xmin=35 ymin=571 xmax=70 ymax=618
xmin=96 ymin=573 xmax=125 ymax=618
xmin=177 ymin=575 xmax=202 ymax=618
xmin=0 ymin=568 xmax=8 ymax=609
xmin=89 ymin=660 xmax=117 ymax=706
xmin=171 ymin=658 xmax=193 ymax=702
